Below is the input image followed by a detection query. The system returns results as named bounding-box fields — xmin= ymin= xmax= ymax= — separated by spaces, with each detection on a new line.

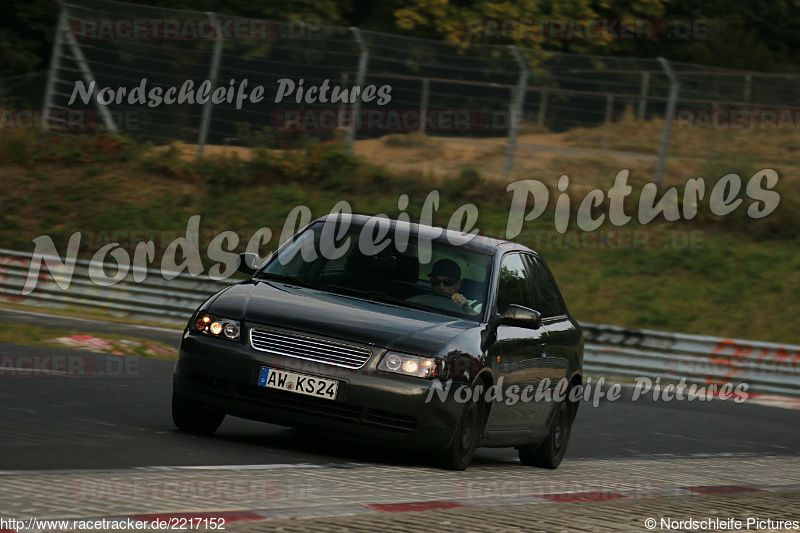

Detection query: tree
xmin=0 ymin=0 xmax=57 ymax=75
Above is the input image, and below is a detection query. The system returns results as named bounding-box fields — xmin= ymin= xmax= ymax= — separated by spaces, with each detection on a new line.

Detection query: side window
xmin=524 ymin=255 xmax=565 ymax=318
xmin=495 ymin=253 xmax=535 ymax=314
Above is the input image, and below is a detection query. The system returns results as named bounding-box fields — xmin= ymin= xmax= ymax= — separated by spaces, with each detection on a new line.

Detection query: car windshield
xmin=256 ymin=219 xmax=492 ymax=321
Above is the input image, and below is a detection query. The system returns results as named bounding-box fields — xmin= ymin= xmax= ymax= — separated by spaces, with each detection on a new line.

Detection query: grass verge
xmin=0 ymin=322 xmax=177 ymax=359
xmin=1 ymin=131 xmax=798 ymax=345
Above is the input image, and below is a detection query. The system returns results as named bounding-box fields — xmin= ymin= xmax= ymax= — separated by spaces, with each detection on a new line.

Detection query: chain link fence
xmin=34 ymin=0 xmax=800 ymax=183
xmin=0 ymin=71 xmax=49 ymax=109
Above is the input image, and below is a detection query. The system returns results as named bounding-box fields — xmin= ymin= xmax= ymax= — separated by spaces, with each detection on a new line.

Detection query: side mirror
xmin=499 ymin=304 xmax=542 ymax=329
xmin=236 ymin=252 xmax=259 ymax=276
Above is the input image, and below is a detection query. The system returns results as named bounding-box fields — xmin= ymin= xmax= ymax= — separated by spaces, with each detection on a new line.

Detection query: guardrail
xmin=1 ymin=248 xmax=797 ymax=396
xmin=582 ymin=324 xmax=799 ymax=397
xmin=0 ymin=248 xmax=231 ymax=326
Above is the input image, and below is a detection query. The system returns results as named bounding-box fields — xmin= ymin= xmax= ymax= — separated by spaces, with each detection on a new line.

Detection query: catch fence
xmin=32 ymin=0 xmax=800 ymax=183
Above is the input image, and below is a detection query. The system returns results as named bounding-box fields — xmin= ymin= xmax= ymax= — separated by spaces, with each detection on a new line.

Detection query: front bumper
xmin=173 ymin=329 xmax=465 ymax=451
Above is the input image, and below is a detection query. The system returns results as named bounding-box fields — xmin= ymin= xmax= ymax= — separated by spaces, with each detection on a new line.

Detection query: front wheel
xmin=436 ymin=383 xmax=486 ymax=470
xmin=172 ymin=392 xmax=225 ymax=435
xmin=518 ymin=399 xmax=572 ymax=469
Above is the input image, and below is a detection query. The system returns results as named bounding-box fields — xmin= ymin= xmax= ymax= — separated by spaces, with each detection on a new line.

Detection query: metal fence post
xmin=198 ymin=12 xmax=223 ymax=155
xmin=637 ymin=72 xmax=650 ymax=120
xmin=743 ymin=74 xmax=752 ymax=102
xmin=603 ymin=94 xmax=613 ymax=151
xmin=337 ymin=72 xmax=349 ymax=132
xmin=42 ymin=7 xmax=68 ymax=125
xmin=347 ymin=27 xmax=369 ymax=152
xmin=655 ymin=57 xmax=679 ymax=188
xmin=536 ymin=90 xmax=548 ymax=126
xmin=503 ymin=46 xmax=528 ymax=181
xmin=418 ymin=78 xmax=429 ymax=133
xmin=63 ymin=17 xmax=118 ymax=132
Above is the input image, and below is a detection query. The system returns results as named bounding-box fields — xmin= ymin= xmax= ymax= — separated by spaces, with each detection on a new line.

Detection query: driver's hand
xmin=451 ymin=293 xmax=468 ymax=307
xmin=452 ymin=293 xmax=479 ymax=315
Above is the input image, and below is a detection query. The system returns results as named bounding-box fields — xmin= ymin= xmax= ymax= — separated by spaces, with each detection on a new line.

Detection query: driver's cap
xmin=429 ymin=259 xmax=461 ymax=280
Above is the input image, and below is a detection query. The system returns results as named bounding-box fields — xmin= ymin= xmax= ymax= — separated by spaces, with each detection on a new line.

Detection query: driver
xmin=428 ymin=259 xmax=481 ymax=316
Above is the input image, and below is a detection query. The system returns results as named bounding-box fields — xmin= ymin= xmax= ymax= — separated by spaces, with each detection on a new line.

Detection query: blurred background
xmin=1 ymin=0 xmax=799 ymax=345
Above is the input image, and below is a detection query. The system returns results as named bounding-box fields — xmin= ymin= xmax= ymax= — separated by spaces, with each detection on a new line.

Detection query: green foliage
xmin=139 ymin=144 xmax=186 ymax=176
xmin=235 ymin=123 xmax=280 ymax=149
xmin=0 ymin=131 xmax=38 ymax=163
xmin=287 ymin=142 xmax=361 ymax=189
xmin=392 ymin=0 xmax=665 ymax=56
xmin=457 ymin=166 xmax=482 ymax=186
xmin=0 ymin=131 xmax=141 ymax=166
xmin=2 ymin=132 xmax=800 ymax=342
xmin=137 ymin=140 xmax=365 ymax=190
xmin=6 ymin=0 xmax=800 ymax=79
xmin=687 ymin=158 xmax=799 ymax=240
xmin=381 ymin=133 xmax=430 ymax=148
xmin=0 ymin=0 xmax=53 ymax=76
xmin=442 ymin=166 xmax=483 ymax=197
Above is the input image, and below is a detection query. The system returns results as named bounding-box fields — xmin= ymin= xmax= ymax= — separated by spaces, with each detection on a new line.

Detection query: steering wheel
xmin=429 ymin=290 xmax=455 ymax=300
xmin=407 ymin=292 xmax=465 ymax=313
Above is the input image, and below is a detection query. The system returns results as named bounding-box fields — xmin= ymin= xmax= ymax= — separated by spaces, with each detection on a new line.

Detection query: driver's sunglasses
xmin=431 ymin=278 xmax=457 ymax=287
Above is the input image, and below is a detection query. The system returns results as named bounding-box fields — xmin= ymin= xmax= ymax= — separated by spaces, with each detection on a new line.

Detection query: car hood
xmin=206 ymin=280 xmax=475 ymax=356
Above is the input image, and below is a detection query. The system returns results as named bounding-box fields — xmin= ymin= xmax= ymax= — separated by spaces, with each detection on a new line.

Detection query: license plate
xmin=257 ymin=367 xmax=338 ymax=401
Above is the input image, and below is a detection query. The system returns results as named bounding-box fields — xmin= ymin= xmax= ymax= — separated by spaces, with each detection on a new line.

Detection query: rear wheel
xmin=172 ymin=392 xmax=225 ymax=435
xmin=436 ymin=383 xmax=486 ymax=470
xmin=518 ymin=399 xmax=572 ymax=469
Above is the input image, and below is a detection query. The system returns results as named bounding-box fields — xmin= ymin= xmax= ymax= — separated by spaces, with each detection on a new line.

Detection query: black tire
xmin=518 ymin=399 xmax=572 ymax=469
xmin=172 ymin=392 xmax=225 ymax=435
xmin=436 ymin=383 xmax=486 ymax=470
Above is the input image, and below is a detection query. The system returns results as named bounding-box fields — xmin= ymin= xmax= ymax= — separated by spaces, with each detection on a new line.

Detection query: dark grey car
xmin=173 ymin=214 xmax=583 ymax=470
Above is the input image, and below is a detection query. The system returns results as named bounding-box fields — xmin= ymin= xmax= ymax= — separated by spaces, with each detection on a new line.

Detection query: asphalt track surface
xmin=0 ymin=308 xmax=798 ymax=471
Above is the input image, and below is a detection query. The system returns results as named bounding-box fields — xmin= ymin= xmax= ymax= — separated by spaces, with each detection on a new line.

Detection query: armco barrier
xmin=0 ymin=248 xmax=231 ymax=326
xmin=1 ymin=249 xmax=798 ymax=396
xmin=582 ymin=323 xmax=800 ymax=397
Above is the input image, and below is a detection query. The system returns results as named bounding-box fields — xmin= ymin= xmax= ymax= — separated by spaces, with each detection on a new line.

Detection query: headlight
xmin=194 ymin=313 xmax=241 ymax=341
xmin=378 ymin=352 xmax=439 ymax=379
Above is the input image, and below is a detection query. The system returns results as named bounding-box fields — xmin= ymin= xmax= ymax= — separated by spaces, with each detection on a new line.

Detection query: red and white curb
xmin=4 ymin=484 xmax=799 ymax=531
xmin=744 ymin=394 xmax=800 ymax=410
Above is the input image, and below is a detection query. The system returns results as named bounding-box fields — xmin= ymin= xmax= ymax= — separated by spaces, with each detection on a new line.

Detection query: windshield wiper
xmin=367 ymin=290 xmax=431 ymax=311
xmin=325 ymin=284 xmax=372 ymax=299
xmin=326 ymin=284 xmax=431 ymax=312
xmin=254 ymin=272 xmax=322 ymax=290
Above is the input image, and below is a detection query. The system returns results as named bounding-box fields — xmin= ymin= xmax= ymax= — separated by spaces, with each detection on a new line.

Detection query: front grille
xmin=249 ymin=328 xmax=373 ymax=369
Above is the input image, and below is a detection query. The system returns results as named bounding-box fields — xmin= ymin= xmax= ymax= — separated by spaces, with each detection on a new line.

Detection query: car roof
xmin=313 ymin=213 xmax=536 ymax=256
